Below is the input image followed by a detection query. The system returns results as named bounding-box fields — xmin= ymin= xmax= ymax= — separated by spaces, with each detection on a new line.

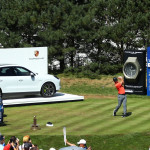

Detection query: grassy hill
xmin=1 ymin=76 xmax=150 ymax=150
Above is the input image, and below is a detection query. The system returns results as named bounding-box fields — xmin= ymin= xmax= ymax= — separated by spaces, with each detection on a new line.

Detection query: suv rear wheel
xmin=41 ymin=82 xmax=56 ymax=97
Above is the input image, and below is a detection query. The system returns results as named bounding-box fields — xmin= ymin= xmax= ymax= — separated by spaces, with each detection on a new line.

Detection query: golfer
xmin=113 ymin=76 xmax=127 ymax=117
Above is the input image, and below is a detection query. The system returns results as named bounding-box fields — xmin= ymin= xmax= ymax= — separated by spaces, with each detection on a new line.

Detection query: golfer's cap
xmin=49 ymin=148 xmax=56 ymax=150
xmin=77 ymin=139 xmax=86 ymax=145
xmin=113 ymin=77 xmax=118 ymax=82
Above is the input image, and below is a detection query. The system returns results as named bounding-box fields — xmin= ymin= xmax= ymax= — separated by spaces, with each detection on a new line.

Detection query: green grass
xmin=2 ymin=97 xmax=150 ymax=135
xmin=1 ymin=76 xmax=150 ymax=149
xmin=59 ymin=76 xmax=116 ymax=96
xmin=3 ymin=134 xmax=150 ymax=150
xmin=1 ymin=97 xmax=150 ymax=149
xmin=61 ymin=83 xmax=116 ymax=96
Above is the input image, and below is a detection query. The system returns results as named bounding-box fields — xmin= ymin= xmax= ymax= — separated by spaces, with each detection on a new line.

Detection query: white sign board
xmin=0 ymin=47 xmax=48 ymax=74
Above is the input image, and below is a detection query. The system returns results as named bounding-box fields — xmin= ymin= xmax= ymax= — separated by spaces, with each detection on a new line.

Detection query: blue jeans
xmin=114 ymin=94 xmax=127 ymax=115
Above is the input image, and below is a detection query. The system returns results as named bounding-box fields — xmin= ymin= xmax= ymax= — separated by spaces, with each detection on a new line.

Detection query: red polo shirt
xmin=115 ymin=82 xmax=125 ymax=94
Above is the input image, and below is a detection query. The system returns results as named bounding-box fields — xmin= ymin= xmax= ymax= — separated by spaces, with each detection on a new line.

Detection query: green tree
xmin=78 ymin=0 xmax=116 ymax=65
xmin=0 ymin=0 xmax=150 ymax=74
xmin=106 ymin=0 xmax=150 ymax=62
xmin=0 ymin=0 xmax=43 ymax=47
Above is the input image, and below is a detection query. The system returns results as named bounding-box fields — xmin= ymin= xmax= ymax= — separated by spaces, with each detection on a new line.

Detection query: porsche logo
xmin=34 ymin=50 xmax=39 ymax=57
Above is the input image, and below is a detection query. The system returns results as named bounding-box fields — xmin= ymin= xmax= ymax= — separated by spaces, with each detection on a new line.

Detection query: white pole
xmin=63 ymin=127 xmax=66 ymax=146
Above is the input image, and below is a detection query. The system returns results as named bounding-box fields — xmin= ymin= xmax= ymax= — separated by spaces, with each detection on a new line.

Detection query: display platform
xmin=3 ymin=93 xmax=84 ymax=106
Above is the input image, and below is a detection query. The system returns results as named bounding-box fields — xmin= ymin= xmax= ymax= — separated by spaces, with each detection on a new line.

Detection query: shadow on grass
xmin=126 ymin=112 xmax=132 ymax=117
xmin=0 ymin=114 xmax=9 ymax=126
xmin=0 ymin=121 xmax=10 ymax=126
xmin=3 ymin=114 xmax=7 ymax=117
xmin=116 ymin=112 xmax=132 ymax=117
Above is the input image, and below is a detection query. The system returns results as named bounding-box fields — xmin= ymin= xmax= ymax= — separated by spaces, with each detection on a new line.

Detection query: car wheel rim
xmin=42 ymin=83 xmax=55 ymax=97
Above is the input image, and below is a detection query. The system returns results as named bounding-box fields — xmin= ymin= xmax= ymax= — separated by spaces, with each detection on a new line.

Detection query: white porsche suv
xmin=0 ymin=64 xmax=61 ymax=98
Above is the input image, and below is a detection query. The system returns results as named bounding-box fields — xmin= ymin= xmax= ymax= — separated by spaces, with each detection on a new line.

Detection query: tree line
xmin=0 ymin=0 xmax=149 ymax=75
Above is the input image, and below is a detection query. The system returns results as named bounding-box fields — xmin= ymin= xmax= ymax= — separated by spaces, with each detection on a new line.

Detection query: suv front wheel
xmin=40 ymin=82 xmax=56 ymax=97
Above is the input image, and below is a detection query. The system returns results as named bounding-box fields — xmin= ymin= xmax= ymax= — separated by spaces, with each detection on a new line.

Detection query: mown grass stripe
xmin=42 ymin=101 xmax=116 ymax=135
xmin=61 ymin=105 xmax=124 ymax=135
xmin=1 ymin=96 xmax=150 ymax=136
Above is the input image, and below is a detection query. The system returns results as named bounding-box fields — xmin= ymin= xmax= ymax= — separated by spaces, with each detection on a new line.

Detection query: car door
xmin=14 ymin=67 xmax=41 ymax=92
xmin=0 ymin=67 xmax=19 ymax=93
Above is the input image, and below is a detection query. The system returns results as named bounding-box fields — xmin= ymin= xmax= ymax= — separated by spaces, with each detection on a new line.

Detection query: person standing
xmin=113 ymin=76 xmax=127 ymax=117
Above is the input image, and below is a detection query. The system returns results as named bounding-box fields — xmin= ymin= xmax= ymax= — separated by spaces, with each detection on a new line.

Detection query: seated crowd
xmin=0 ymin=135 xmax=91 ymax=150
xmin=0 ymin=135 xmax=38 ymax=150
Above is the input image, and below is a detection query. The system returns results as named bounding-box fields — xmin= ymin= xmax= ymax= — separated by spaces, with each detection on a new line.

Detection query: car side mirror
xmin=30 ymin=72 xmax=35 ymax=77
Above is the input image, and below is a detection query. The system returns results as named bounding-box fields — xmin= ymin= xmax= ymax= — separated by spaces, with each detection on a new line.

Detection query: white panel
xmin=3 ymin=93 xmax=84 ymax=106
xmin=0 ymin=47 xmax=48 ymax=74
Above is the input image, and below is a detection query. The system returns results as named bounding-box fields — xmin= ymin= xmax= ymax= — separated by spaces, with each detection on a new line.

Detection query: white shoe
xmin=113 ymin=109 xmax=116 ymax=116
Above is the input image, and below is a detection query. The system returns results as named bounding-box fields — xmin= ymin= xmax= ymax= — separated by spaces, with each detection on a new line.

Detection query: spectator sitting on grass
xmin=21 ymin=135 xmax=33 ymax=150
xmin=4 ymin=136 xmax=20 ymax=150
xmin=0 ymin=135 xmax=5 ymax=150
xmin=10 ymin=136 xmax=20 ymax=150
xmin=23 ymin=142 xmax=33 ymax=150
xmin=66 ymin=139 xmax=91 ymax=150
xmin=3 ymin=144 xmax=11 ymax=150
